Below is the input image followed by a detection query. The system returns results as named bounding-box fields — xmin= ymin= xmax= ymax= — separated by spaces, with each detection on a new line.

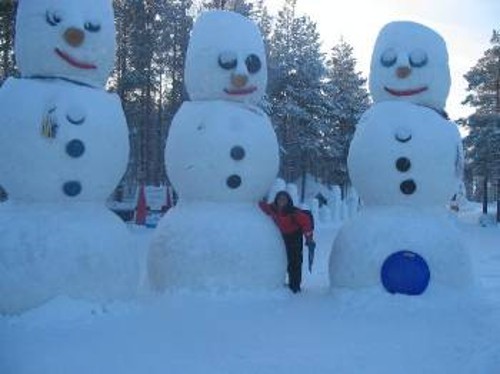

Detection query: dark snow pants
xmin=282 ymin=230 xmax=303 ymax=293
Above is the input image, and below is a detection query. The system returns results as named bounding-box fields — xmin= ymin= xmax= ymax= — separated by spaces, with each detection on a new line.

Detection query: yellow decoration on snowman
xmin=40 ymin=106 xmax=58 ymax=139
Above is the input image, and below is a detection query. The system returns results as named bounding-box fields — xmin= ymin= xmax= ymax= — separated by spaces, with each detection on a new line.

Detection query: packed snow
xmin=330 ymin=206 xmax=473 ymax=290
xmin=1 ymin=207 xmax=499 ymax=374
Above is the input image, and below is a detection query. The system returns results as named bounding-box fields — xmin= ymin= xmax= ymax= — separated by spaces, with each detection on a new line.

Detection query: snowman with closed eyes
xmin=329 ymin=21 xmax=473 ymax=296
xmin=148 ymin=11 xmax=286 ymax=292
xmin=0 ymin=0 xmax=138 ymax=315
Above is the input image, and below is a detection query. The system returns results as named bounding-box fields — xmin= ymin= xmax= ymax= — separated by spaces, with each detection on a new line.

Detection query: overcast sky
xmin=265 ymin=0 xmax=500 ymax=119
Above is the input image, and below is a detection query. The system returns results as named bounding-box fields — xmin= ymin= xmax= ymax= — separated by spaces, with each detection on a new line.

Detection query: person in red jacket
xmin=260 ymin=190 xmax=315 ymax=293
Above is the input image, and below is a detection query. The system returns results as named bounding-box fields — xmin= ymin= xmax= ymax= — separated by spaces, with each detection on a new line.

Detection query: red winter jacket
xmin=259 ymin=202 xmax=313 ymax=239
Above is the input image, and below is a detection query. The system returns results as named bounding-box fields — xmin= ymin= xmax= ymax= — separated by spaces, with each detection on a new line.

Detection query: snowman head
xmin=15 ymin=0 xmax=116 ymax=88
xmin=184 ymin=10 xmax=267 ymax=105
xmin=369 ymin=21 xmax=451 ymax=112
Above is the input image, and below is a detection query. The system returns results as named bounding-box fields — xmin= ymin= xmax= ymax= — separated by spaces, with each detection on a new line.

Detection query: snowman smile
xmin=55 ymin=48 xmax=97 ymax=70
xmin=224 ymin=86 xmax=257 ymax=96
xmin=384 ymin=86 xmax=428 ymax=97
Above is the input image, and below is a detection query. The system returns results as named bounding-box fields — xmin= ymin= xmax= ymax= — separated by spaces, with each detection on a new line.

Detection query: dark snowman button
xmin=227 ymin=175 xmax=242 ymax=189
xmin=66 ymin=106 xmax=86 ymax=125
xmin=66 ymin=139 xmax=85 ymax=158
xmin=230 ymin=146 xmax=246 ymax=161
xmin=395 ymin=127 xmax=412 ymax=143
xmin=396 ymin=157 xmax=411 ymax=172
xmin=63 ymin=181 xmax=82 ymax=197
xmin=400 ymin=179 xmax=417 ymax=195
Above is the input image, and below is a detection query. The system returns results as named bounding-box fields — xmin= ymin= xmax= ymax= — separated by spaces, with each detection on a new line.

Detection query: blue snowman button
xmin=381 ymin=250 xmax=430 ymax=295
xmin=66 ymin=139 xmax=85 ymax=158
xmin=63 ymin=181 xmax=82 ymax=197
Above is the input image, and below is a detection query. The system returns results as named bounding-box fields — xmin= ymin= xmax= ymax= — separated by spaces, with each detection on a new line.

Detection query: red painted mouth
xmin=224 ymin=86 xmax=257 ymax=96
xmin=384 ymin=86 xmax=428 ymax=97
xmin=55 ymin=48 xmax=97 ymax=70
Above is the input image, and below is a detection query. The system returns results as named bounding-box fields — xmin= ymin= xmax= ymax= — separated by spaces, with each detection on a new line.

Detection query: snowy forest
xmin=0 ymin=0 xmax=499 ymax=204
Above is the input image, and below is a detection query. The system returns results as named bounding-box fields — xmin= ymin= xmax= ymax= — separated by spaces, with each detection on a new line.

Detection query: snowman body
xmin=0 ymin=78 xmax=128 ymax=202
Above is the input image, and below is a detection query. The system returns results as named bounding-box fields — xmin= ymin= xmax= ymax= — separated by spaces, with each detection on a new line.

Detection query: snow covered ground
xmin=1 ymin=207 xmax=499 ymax=374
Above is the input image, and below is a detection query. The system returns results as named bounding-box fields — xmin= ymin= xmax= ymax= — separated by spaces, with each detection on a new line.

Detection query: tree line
xmin=0 ymin=0 xmax=499 ymax=206
xmin=461 ymin=29 xmax=500 ymax=212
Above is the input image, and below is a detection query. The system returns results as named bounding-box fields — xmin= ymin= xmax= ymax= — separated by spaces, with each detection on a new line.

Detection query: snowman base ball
xmin=381 ymin=251 xmax=431 ymax=295
xmin=329 ymin=207 xmax=473 ymax=293
xmin=0 ymin=202 xmax=140 ymax=315
xmin=148 ymin=202 xmax=286 ymax=292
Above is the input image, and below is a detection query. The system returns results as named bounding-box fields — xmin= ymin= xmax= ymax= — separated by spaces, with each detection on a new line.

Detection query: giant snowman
xmin=0 ymin=0 xmax=138 ymax=314
xmin=329 ymin=21 xmax=472 ymax=295
xmin=148 ymin=11 xmax=285 ymax=292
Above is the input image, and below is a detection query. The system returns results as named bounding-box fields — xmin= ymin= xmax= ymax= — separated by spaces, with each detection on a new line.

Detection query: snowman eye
xmin=409 ymin=49 xmax=428 ymax=68
xmin=380 ymin=49 xmax=397 ymax=68
xmin=245 ymin=54 xmax=261 ymax=74
xmin=46 ymin=10 xmax=62 ymax=27
xmin=218 ymin=51 xmax=237 ymax=70
xmin=84 ymin=22 xmax=101 ymax=33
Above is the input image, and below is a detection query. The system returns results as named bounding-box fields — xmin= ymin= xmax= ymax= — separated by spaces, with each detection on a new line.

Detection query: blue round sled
xmin=381 ymin=251 xmax=430 ymax=296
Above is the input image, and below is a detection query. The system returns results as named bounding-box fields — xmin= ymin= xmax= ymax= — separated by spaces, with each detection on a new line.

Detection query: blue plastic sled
xmin=381 ymin=251 xmax=430 ymax=296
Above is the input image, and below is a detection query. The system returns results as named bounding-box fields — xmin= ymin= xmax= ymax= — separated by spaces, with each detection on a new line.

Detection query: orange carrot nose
xmin=396 ymin=66 xmax=412 ymax=79
xmin=64 ymin=28 xmax=85 ymax=47
xmin=231 ymin=73 xmax=248 ymax=88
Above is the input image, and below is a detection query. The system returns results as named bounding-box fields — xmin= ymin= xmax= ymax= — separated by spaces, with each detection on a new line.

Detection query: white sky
xmin=265 ymin=0 xmax=500 ymax=119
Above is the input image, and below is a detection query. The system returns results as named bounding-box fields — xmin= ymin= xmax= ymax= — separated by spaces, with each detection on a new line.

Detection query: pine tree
xmin=463 ymin=30 xmax=500 ymax=114
xmin=0 ymin=0 xmax=17 ymax=84
xmin=268 ymin=0 xmax=328 ymax=197
xmin=158 ymin=0 xmax=193 ymax=186
xmin=322 ymin=39 xmax=370 ymax=189
xmin=113 ymin=0 xmax=194 ymax=188
xmin=462 ymin=28 xmax=500 ymax=213
xmin=251 ymin=0 xmax=273 ymax=49
xmin=202 ymin=0 xmax=253 ymax=15
xmin=0 ymin=0 xmax=16 ymax=201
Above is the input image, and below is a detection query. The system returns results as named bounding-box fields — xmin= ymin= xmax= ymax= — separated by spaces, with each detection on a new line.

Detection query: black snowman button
xmin=63 ymin=181 xmax=82 ymax=197
xmin=395 ymin=157 xmax=411 ymax=172
xmin=400 ymin=179 xmax=417 ymax=195
xmin=66 ymin=106 xmax=87 ymax=125
xmin=230 ymin=146 xmax=246 ymax=161
xmin=66 ymin=139 xmax=85 ymax=158
xmin=395 ymin=127 xmax=412 ymax=143
xmin=227 ymin=175 xmax=242 ymax=189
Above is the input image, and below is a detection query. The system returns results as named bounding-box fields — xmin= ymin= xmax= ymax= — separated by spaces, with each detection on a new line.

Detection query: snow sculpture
xmin=329 ymin=102 xmax=472 ymax=295
xmin=148 ymin=11 xmax=285 ymax=292
xmin=369 ymin=21 xmax=451 ymax=113
xmin=0 ymin=0 xmax=138 ymax=314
